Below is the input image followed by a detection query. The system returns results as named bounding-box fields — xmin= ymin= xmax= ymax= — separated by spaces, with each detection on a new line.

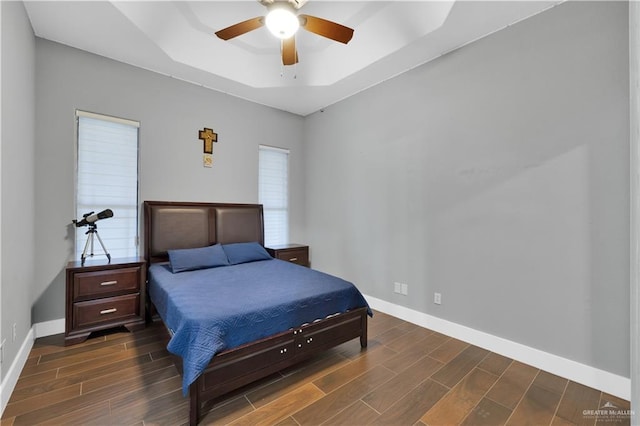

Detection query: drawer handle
xmin=100 ymin=308 xmax=117 ymax=315
xmin=100 ymin=281 xmax=118 ymax=286
xmin=289 ymin=257 xmax=298 ymax=262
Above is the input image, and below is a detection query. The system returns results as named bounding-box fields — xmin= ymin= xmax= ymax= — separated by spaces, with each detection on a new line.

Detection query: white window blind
xmin=75 ymin=111 xmax=139 ymax=260
xmin=259 ymin=145 xmax=289 ymax=247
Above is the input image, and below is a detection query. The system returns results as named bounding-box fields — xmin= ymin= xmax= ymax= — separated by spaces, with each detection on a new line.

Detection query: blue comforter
xmin=148 ymin=259 xmax=371 ymax=394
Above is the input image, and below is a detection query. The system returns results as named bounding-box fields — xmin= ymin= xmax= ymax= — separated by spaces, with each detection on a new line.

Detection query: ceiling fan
xmin=215 ymin=0 xmax=354 ymax=66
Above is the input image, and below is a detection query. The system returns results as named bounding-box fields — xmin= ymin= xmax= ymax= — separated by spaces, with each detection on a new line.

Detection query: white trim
xmin=34 ymin=318 xmax=65 ymax=339
xmin=0 ymin=319 xmax=64 ymax=416
xmin=364 ymin=295 xmax=631 ymax=401
xmin=0 ymin=308 xmax=630 ymax=417
xmin=75 ymin=109 xmax=140 ymax=128
xmin=259 ymin=144 xmax=290 ymax=155
xmin=0 ymin=327 xmax=34 ymax=415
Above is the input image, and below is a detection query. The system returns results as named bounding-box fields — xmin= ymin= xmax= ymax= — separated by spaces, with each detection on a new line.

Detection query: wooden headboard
xmin=143 ymin=201 xmax=264 ymax=265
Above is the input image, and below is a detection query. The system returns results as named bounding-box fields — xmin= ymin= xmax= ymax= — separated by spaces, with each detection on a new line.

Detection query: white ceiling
xmin=24 ymin=1 xmax=560 ymax=116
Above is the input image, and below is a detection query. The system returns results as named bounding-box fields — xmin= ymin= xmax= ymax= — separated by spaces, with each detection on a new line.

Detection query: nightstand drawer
xmin=73 ymin=267 xmax=141 ymax=301
xmin=66 ymin=257 xmax=146 ymax=345
xmin=73 ymin=293 xmax=140 ymax=329
xmin=274 ymin=248 xmax=309 ymax=265
xmin=266 ymin=244 xmax=309 ymax=267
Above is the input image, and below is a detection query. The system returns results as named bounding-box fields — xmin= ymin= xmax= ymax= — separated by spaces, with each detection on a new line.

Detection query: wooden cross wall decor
xmin=198 ymin=128 xmax=218 ymax=168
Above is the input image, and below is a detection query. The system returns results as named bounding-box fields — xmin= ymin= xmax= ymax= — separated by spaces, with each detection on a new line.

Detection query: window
xmin=259 ymin=145 xmax=289 ymax=247
xmin=75 ymin=111 xmax=139 ymax=260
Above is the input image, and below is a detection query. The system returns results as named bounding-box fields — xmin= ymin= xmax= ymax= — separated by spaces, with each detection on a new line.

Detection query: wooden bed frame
xmin=143 ymin=201 xmax=368 ymax=425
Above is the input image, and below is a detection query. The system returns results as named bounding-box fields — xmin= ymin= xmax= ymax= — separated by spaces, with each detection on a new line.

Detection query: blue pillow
xmin=222 ymin=242 xmax=272 ymax=265
xmin=167 ymin=244 xmax=229 ymax=273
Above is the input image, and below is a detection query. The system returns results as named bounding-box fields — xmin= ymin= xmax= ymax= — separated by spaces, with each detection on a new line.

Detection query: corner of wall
xmin=0 ymin=327 xmax=34 ymax=416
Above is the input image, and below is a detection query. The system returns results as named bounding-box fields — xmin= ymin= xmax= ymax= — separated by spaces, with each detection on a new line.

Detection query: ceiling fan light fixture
xmin=265 ymin=5 xmax=299 ymax=39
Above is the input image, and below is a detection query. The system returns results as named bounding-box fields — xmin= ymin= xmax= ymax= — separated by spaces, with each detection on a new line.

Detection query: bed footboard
xmin=187 ymin=307 xmax=368 ymax=425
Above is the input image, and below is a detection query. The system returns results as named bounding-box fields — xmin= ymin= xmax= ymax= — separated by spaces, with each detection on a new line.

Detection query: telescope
xmin=73 ymin=209 xmax=113 ymax=227
xmin=73 ymin=209 xmax=113 ymax=265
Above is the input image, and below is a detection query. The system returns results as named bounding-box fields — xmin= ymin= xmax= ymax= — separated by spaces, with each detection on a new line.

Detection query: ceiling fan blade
xmin=215 ymin=17 xmax=264 ymax=40
xmin=282 ymin=37 xmax=298 ymax=65
xmin=299 ymin=14 xmax=354 ymax=44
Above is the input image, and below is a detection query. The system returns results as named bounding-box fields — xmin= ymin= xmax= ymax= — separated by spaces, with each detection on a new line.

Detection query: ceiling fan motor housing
xmin=265 ymin=2 xmax=300 ymax=39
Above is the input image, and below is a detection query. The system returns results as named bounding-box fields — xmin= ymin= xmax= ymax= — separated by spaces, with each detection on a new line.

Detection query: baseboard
xmin=0 ymin=327 xmax=34 ymax=415
xmin=2 ymin=306 xmax=631 ymax=416
xmin=0 ymin=318 xmax=64 ymax=417
xmin=33 ymin=318 xmax=65 ymax=339
xmin=364 ymin=294 xmax=631 ymax=401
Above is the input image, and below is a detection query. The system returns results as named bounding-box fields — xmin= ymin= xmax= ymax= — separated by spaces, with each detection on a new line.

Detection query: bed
xmin=143 ymin=201 xmax=371 ymax=425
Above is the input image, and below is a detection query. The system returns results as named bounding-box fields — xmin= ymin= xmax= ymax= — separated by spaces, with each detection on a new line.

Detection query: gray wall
xmin=630 ymin=0 xmax=640 ymax=415
xmin=7 ymin=0 xmax=632 ymax=383
xmin=303 ymin=1 xmax=630 ymax=377
xmin=33 ymin=39 xmax=305 ymax=323
xmin=1 ymin=1 xmax=36 ymax=379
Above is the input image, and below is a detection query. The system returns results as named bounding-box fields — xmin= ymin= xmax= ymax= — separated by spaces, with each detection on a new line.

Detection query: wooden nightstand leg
xmin=124 ymin=320 xmax=146 ymax=333
xmin=65 ymin=332 xmax=91 ymax=346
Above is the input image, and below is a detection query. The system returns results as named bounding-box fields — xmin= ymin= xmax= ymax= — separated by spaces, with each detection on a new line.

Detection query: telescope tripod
xmin=81 ymin=224 xmax=111 ymax=266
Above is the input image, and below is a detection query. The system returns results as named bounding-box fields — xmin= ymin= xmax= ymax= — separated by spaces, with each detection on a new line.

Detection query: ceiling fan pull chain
xmin=280 ymin=40 xmax=284 ymax=77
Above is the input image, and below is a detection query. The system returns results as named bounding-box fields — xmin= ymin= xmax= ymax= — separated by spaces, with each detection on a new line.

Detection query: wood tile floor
xmin=0 ymin=311 xmax=631 ymax=425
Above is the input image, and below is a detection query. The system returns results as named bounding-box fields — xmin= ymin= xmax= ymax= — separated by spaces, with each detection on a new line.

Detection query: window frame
xmin=74 ymin=110 xmax=141 ymax=260
xmin=258 ymin=144 xmax=290 ymax=247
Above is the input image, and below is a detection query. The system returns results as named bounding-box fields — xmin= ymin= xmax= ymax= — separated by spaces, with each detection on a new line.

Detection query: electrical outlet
xmin=394 ymin=282 xmax=409 ymax=295
xmin=12 ymin=323 xmax=17 ymax=342
xmin=434 ymin=292 xmax=442 ymax=305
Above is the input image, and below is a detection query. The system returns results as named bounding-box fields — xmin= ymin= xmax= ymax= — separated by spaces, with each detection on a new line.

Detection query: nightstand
xmin=65 ymin=257 xmax=146 ymax=345
xmin=266 ymin=244 xmax=309 ymax=267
